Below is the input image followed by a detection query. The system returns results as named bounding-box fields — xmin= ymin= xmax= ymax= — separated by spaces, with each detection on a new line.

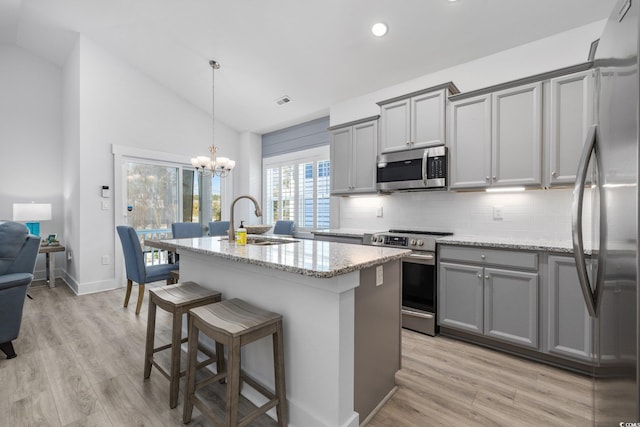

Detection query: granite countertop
xmin=437 ymin=235 xmax=576 ymax=253
xmin=311 ymin=228 xmax=384 ymax=238
xmin=145 ymin=235 xmax=409 ymax=278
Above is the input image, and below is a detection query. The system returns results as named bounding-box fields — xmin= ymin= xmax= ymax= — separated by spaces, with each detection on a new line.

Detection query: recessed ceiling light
xmin=371 ymin=22 xmax=388 ymax=37
xmin=448 ymin=0 xmax=458 ymax=2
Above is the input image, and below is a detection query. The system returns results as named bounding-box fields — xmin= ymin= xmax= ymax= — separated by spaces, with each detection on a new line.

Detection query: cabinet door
xmin=548 ymin=71 xmax=594 ymax=186
xmin=547 ymin=255 xmax=594 ymax=362
xmin=411 ymin=90 xmax=446 ymax=148
xmin=438 ymin=262 xmax=484 ymax=334
xmin=379 ymin=98 xmax=410 ymax=153
xmin=449 ymin=94 xmax=492 ymax=189
xmin=330 ymin=127 xmax=352 ymax=194
xmin=492 ymin=82 xmax=542 ymax=187
xmin=351 ymin=121 xmax=378 ymax=193
xmin=484 ymin=267 xmax=538 ymax=348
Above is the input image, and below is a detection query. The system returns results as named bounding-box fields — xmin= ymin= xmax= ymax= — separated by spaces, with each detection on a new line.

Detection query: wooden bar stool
xmin=144 ymin=281 xmax=222 ymax=409
xmin=183 ymin=298 xmax=287 ymax=427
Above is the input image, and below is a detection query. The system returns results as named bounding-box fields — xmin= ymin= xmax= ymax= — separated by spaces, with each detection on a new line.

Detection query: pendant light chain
xmin=190 ymin=59 xmax=234 ymax=177
xmin=210 ymin=60 xmax=220 ymax=150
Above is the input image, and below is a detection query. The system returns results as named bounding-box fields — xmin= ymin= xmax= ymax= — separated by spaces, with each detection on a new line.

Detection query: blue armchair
xmin=273 ymin=220 xmax=295 ymax=236
xmin=208 ymin=221 xmax=230 ymax=236
xmin=116 ymin=226 xmax=177 ymax=315
xmin=0 ymin=221 xmax=40 ymax=359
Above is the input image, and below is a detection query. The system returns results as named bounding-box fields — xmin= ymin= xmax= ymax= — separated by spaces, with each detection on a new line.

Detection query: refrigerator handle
xmin=571 ymin=124 xmax=598 ymax=317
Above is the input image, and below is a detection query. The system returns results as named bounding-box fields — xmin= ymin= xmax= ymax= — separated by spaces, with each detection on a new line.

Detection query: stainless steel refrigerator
xmin=572 ymin=0 xmax=639 ymax=424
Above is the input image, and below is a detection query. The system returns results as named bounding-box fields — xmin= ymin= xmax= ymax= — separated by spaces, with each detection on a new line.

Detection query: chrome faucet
xmin=228 ymin=194 xmax=262 ymax=241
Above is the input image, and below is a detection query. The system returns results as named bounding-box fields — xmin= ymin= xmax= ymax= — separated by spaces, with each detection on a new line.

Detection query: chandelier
xmin=190 ymin=60 xmax=235 ymax=177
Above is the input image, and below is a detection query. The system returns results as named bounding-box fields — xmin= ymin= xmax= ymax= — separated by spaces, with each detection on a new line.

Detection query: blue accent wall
xmin=262 ymin=116 xmax=330 ymax=158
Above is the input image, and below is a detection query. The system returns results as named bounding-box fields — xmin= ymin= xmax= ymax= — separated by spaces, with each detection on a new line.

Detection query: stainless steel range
xmin=365 ymin=229 xmax=452 ymax=336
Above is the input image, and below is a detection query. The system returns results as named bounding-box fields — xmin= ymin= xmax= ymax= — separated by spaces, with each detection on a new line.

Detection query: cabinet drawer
xmin=439 ymin=245 xmax=538 ymax=270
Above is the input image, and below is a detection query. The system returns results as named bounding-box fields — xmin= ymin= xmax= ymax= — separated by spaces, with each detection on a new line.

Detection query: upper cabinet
xmin=378 ymin=83 xmax=459 ymax=154
xmin=330 ymin=116 xmax=379 ymax=195
xmin=449 ymin=82 xmax=543 ymax=189
xmin=545 ymin=70 xmax=595 ymax=186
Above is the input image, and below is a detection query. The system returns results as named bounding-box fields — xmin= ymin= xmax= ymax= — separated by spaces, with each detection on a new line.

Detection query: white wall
xmin=332 ymin=21 xmax=605 ymax=239
xmin=68 ymin=36 xmax=240 ymax=294
xmin=0 ymin=45 xmax=64 ymax=279
xmin=331 ymin=21 xmax=605 ymax=126
xmin=233 ymin=132 xmax=263 ymax=225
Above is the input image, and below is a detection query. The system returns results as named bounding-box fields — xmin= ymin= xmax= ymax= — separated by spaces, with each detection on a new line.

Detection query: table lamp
xmin=13 ymin=203 xmax=52 ymax=236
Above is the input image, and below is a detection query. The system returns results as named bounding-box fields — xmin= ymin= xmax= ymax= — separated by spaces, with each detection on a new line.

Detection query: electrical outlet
xmin=493 ymin=206 xmax=504 ymax=220
xmin=101 ymin=254 xmax=110 ymax=265
xmin=376 ymin=265 xmax=384 ymax=286
xmin=376 ymin=206 xmax=383 ymax=217
xmin=67 ymin=251 xmax=73 ymax=261
xmin=101 ymin=200 xmax=110 ymax=210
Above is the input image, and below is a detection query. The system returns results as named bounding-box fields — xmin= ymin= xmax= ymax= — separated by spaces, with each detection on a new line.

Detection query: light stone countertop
xmin=437 ymin=235 xmax=577 ymax=253
xmin=145 ymin=235 xmax=410 ymax=278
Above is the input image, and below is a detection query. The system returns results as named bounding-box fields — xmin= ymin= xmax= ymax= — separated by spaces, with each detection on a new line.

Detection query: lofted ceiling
xmin=0 ymin=0 xmax=617 ymax=134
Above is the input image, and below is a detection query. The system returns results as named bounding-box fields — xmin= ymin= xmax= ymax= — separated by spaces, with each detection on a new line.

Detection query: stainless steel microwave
xmin=376 ymin=146 xmax=447 ymax=192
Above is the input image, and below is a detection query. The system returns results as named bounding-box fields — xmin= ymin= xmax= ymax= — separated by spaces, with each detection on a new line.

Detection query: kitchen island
xmin=146 ymin=236 xmax=409 ymax=427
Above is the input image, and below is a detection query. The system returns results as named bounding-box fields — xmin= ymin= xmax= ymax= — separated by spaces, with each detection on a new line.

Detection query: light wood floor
xmin=2 ymin=280 xmax=593 ymax=426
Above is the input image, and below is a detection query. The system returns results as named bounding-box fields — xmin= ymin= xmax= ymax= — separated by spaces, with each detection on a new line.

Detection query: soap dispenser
xmin=236 ymin=220 xmax=247 ymax=245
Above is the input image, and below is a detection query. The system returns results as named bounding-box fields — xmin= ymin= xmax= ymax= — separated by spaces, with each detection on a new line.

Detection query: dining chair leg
xmin=124 ymin=279 xmax=133 ymax=308
xmin=135 ymin=283 xmax=145 ymax=315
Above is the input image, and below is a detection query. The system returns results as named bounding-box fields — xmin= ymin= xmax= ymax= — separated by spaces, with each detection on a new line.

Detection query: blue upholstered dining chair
xmin=273 ymin=220 xmax=295 ymax=236
xmin=208 ymin=221 xmax=230 ymax=236
xmin=171 ymin=222 xmax=202 ymax=239
xmin=0 ymin=221 xmax=40 ymax=359
xmin=116 ymin=226 xmax=177 ymax=315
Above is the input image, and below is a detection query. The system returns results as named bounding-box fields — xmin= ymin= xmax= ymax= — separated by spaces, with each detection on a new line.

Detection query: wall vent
xmin=275 ymin=95 xmax=291 ymax=105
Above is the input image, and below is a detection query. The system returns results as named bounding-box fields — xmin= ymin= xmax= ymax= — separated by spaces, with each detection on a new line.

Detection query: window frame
xmin=262 ymin=146 xmax=330 ymax=231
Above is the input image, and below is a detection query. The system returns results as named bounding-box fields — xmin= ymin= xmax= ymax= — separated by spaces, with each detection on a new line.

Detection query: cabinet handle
xmin=406 ymin=141 xmax=411 ymax=146
xmin=493 ymin=176 xmax=497 ymax=180
xmin=485 ymin=176 xmax=490 ymax=181
xmin=552 ymin=171 xmax=558 ymax=177
xmin=477 ymin=273 xmax=482 ymax=279
xmin=485 ymin=275 xmax=490 ymax=280
xmin=480 ymin=254 xmax=486 ymax=259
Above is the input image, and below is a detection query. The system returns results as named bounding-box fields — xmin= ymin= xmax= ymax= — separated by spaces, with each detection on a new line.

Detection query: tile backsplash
xmin=337 ymin=187 xmax=593 ymax=241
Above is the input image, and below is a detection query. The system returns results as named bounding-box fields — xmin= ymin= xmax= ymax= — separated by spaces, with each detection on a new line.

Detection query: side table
xmin=39 ymin=244 xmax=65 ymax=288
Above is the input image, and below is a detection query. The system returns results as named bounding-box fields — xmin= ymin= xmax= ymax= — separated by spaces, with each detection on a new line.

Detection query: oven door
xmin=401 ymin=252 xmax=437 ymax=335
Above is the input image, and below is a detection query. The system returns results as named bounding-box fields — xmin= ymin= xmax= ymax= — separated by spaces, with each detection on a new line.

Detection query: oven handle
xmin=402 ymin=309 xmax=434 ymax=320
xmin=403 ymin=252 xmax=435 ymax=265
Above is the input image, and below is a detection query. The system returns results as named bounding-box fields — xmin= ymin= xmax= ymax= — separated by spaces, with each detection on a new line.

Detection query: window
xmin=263 ymin=146 xmax=330 ymax=230
xmin=183 ymin=172 xmax=222 ymax=222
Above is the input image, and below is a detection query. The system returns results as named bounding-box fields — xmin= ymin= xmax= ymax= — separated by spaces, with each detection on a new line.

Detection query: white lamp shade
xmin=13 ymin=203 xmax=52 ymax=221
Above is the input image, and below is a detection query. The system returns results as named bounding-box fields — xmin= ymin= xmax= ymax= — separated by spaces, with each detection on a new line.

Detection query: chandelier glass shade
xmin=191 ymin=60 xmax=235 ymax=177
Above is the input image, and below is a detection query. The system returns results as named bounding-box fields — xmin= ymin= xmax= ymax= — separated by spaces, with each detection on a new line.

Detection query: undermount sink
xmin=220 ymin=237 xmax=299 ymax=246
xmin=247 ymin=237 xmax=299 ymax=246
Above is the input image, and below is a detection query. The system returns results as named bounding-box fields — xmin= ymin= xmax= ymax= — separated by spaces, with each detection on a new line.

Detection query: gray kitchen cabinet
xmin=378 ymin=83 xmax=458 ymax=154
xmin=449 ymin=82 xmax=542 ymax=189
xmin=484 ymin=267 xmax=538 ymax=348
xmin=438 ymin=261 xmax=484 ymax=334
xmin=330 ymin=117 xmax=378 ymax=195
xmin=546 ymin=255 xmax=595 ymax=362
xmin=438 ymin=245 xmax=539 ymax=349
xmin=546 ymin=70 xmax=595 ymax=186
xmin=448 ymin=94 xmax=492 ymax=189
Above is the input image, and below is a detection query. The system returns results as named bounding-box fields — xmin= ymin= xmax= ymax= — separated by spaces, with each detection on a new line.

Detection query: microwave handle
xmin=422 ymin=149 xmax=428 ymax=185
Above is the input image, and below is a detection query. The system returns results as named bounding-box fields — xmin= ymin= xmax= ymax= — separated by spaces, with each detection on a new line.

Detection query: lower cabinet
xmin=439 ymin=246 xmax=539 ymax=349
xmin=546 ymin=255 xmax=595 ymax=362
